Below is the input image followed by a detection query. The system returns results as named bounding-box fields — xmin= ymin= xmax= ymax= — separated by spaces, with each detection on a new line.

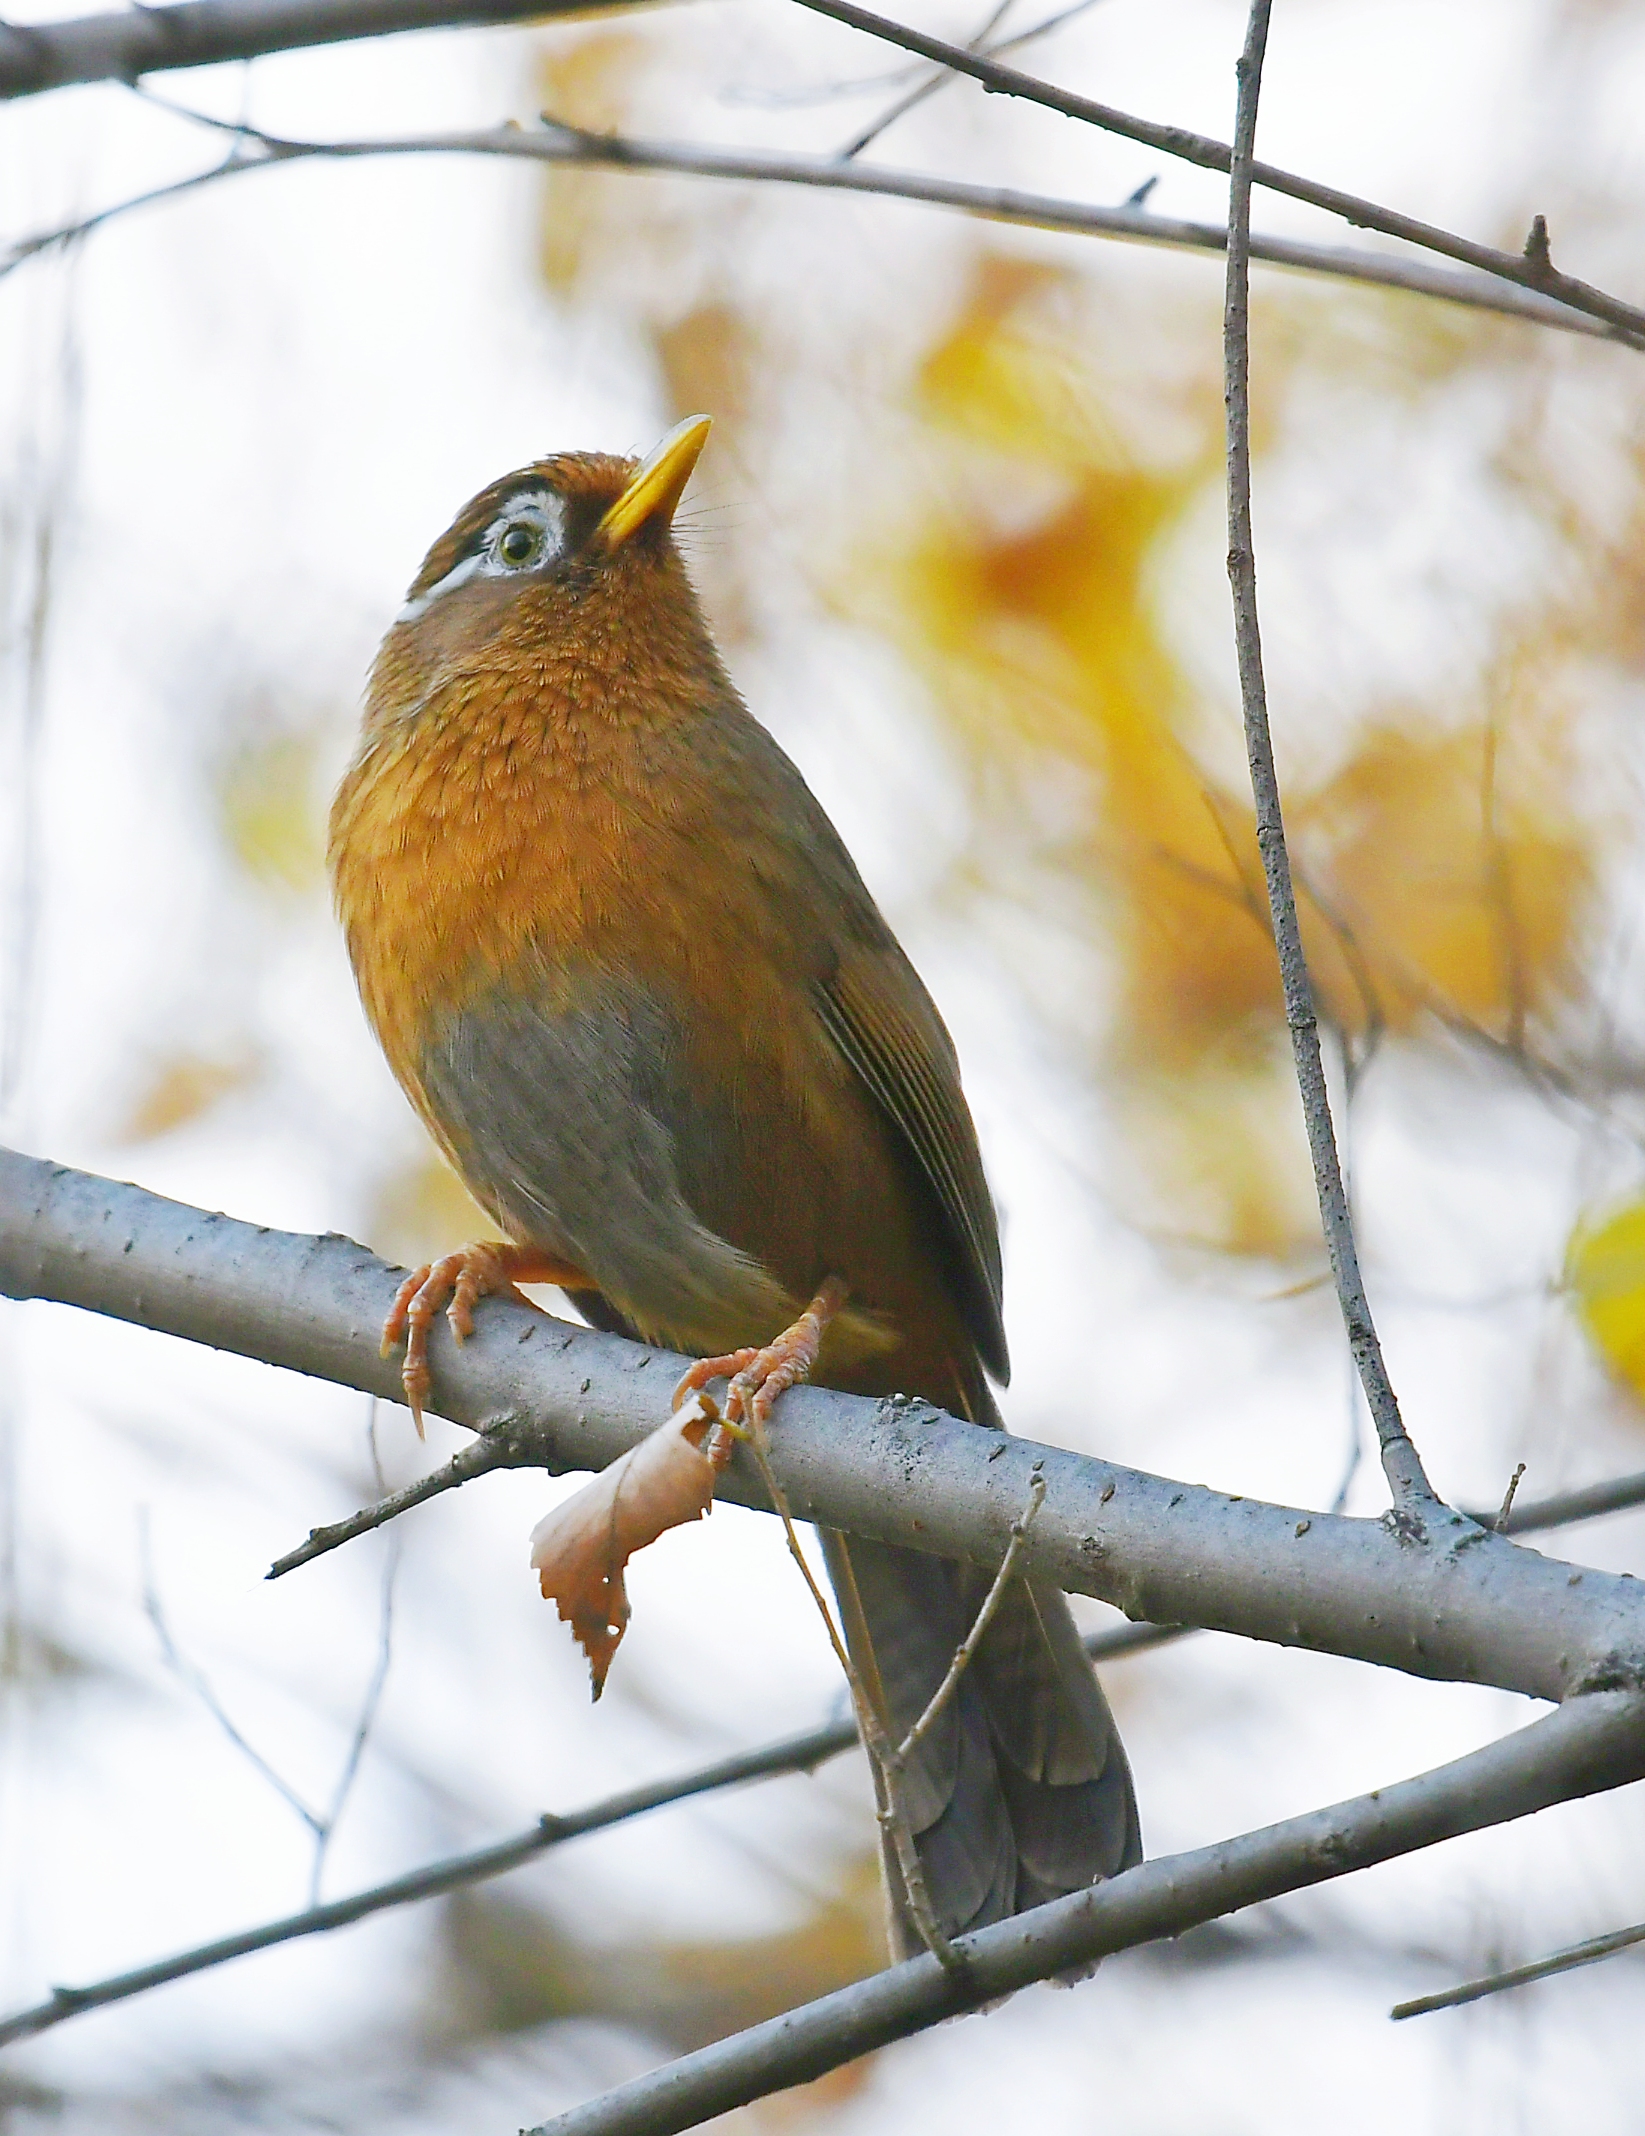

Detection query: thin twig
xmin=0 ymin=111 xmax=1629 ymax=353
xmin=1494 ymin=1462 xmax=1528 ymax=1535
xmin=888 ymin=1471 xmax=1045 ymax=1774
xmin=724 ymin=1390 xmax=962 ymax=1971
xmin=0 ymin=1714 xmax=862 ymax=2049
xmin=268 ymin=1422 xmax=526 ymax=1577
xmin=1222 ymin=0 xmax=1436 ymax=1510
xmin=838 ymin=0 xmax=1107 ymax=161
xmin=308 ymin=1397 xmax=401 ymax=1904
xmin=1391 ymin=1915 xmax=1645 ymax=2019
xmin=790 ymin=0 xmax=1645 ymax=345
xmin=140 ymin=1513 xmax=326 ymax=1837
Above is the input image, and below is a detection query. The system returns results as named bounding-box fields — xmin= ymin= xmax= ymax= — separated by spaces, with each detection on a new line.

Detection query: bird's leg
xmin=383 ymin=1241 xmax=590 ymax=1436
xmin=672 ymin=1277 xmax=849 ymax=1468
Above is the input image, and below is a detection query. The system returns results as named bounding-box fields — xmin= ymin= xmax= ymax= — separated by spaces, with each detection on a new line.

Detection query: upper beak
xmin=596 ymin=414 xmax=712 ymax=551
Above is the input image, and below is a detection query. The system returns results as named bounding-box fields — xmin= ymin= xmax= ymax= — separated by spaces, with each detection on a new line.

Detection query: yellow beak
xmin=596 ymin=414 xmax=712 ymax=550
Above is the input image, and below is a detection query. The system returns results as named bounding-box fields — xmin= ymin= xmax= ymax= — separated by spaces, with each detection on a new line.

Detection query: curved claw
xmin=379 ymin=1241 xmax=589 ymax=1438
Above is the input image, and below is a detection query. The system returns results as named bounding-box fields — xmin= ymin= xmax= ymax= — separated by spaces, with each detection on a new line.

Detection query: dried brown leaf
xmin=529 ymin=1409 xmax=717 ymax=1698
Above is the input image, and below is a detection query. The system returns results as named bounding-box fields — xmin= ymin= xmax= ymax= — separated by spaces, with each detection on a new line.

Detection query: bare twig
xmin=1391 ymin=1914 xmax=1645 ymax=2020
xmin=888 ymin=1471 xmax=1046 ymax=1773
xmin=140 ymin=1514 xmax=328 ymax=1837
xmin=0 ymin=1714 xmax=861 ymax=2049
xmin=1480 ymin=1465 xmax=1645 ymax=1537
xmin=309 ymin=1398 xmax=400 ymax=1904
xmin=719 ymin=1385 xmax=962 ymax=1970
xmin=268 ymin=1421 xmax=531 ymax=1576
xmin=838 ymin=0 xmax=1106 ymax=162
xmin=790 ymin=0 xmax=1645 ymax=345
xmin=0 ymin=113 xmax=1629 ymax=353
xmin=7 ymin=1150 xmax=1644 ymax=1701
xmin=1494 ymin=1462 xmax=1528 ymax=1535
xmin=0 ymin=1525 xmax=1619 ymax=2050
xmin=519 ymin=1690 xmax=1645 ymax=2136
xmin=1222 ymin=0 xmax=1435 ymax=1510
xmin=0 ymin=0 xmax=636 ymax=101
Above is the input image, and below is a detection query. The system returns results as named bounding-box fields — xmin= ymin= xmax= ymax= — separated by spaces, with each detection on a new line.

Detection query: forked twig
xmin=791 ymin=0 xmax=1645 ymax=345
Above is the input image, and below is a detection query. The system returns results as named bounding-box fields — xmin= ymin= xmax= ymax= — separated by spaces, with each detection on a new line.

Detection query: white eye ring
xmin=397 ymin=488 xmax=569 ymax=622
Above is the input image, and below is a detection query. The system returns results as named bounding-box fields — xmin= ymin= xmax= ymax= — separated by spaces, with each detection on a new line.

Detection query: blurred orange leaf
xmin=529 ymin=1409 xmax=717 ymax=1697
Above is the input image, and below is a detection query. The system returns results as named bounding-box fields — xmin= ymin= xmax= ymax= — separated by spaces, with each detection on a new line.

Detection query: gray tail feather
xmin=820 ymin=1530 xmax=1140 ymax=1958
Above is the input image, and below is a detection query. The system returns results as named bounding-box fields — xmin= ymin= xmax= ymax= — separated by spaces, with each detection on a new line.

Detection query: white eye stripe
xmin=396 ymin=488 xmax=568 ymax=623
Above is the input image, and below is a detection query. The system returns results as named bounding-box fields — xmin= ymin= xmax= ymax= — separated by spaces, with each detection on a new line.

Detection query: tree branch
xmin=1391 ymin=1914 xmax=1645 ymax=2020
xmin=0 ymin=0 xmax=651 ymax=102
xmin=5 ymin=1150 xmax=1645 ymax=1703
xmin=790 ymin=0 xmax=1645 ymax=344
xmin=0 ymin=1472 xmax=1629 ymax=2049
xmin=7 ymin=113 xmax=1635 ymax=352
xmin=1221 ymin=1 xmax=1433 ymax=1509
xmin=520 ymin=1689 xmax=1645 ymax=2136
xmin=0 ymin=1715 xmax=857 ymax=2049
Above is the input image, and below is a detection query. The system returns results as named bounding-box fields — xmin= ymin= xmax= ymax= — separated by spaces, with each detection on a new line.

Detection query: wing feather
xmin=817 ymin=950 xmax=1009 ymax=1384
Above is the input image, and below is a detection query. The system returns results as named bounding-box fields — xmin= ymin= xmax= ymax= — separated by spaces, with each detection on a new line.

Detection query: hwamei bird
xmin=328 ymin=415 xmax=1140 ymax=1956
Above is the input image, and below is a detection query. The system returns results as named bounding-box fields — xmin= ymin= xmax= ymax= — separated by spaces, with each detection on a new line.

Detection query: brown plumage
xmin=329 ymin=417 xmax=1139 ymax=1955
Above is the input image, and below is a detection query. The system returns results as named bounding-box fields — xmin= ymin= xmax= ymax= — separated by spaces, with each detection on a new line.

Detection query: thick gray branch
xmin=0 ymin=0 xmax=648 ymax=101
xmin=524 ymin=1689 xmax=1645 ymax=2136
xmin=5 ymin=1150 xmax=1645 ymax=1701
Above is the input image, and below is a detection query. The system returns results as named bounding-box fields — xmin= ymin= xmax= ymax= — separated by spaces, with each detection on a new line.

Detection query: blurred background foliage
xmin=8 ymin=2 xmax=1645 ymax=2130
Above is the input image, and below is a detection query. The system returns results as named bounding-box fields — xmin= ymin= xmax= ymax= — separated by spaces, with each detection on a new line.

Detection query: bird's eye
xmin=497 ymin=521 xmax=543 ymax=568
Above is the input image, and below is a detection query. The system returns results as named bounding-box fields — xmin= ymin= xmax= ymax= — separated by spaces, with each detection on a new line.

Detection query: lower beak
xmin=597 ymin=414 xmax=712 ymax=550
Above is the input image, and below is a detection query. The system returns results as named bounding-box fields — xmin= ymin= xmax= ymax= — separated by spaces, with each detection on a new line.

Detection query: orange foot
xmin=672 ymin=1277 xmax=849 ymax=1467
xmin=383 ymin=1241 xmax=590 ymax=1436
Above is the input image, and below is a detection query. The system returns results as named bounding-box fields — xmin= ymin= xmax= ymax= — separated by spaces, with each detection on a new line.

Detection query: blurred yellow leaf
xmin=537 ymin=32 xmax=648 ymax=292
xmin=1299 ymin=700 xmax=1594 ymax=1048
xmin=441 ymin=1858 xmax=884 ymax=2050
xmin=220 ymin=731 xmax=323 ymax=893
xmin=1568 ymin=1199 xmax=1645 ymax=1401
xmin=122 ymin=1051 xmax=258 ymax=1142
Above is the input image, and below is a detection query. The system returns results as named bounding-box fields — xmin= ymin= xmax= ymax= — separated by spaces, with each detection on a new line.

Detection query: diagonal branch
xmin=1392 ymin=1914 xmax=1645 ymax=2020
xmin=0 ymin=0 xmax=644 ymax=102
xmin=1221 ymin=0 xmax=1433 ymax=1509
xmin=520 ymin=1689 xmax=1645 ymax=2136
xmin=0 ymin=1715 xmax=859 ymax=2049
xmin=791 ymin=0 xmax=1645 ymax=344
xmin=5 ymin=1149 xmax=1644 ymax=1700
xmin=2 ymin=113 xmax=1632 ymax=352
xmin=0 ymin=1473 xmax=1631 ymax=2050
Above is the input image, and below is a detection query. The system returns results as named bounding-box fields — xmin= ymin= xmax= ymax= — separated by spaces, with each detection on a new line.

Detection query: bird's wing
xmin=816 ymin=946 xmax=1009 ymax=1384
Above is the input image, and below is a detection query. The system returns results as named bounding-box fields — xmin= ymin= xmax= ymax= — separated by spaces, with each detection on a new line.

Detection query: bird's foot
xmin=383 ymin=1241 xmax=589 ymax=1437
xmin=672 ymin=1277 xmax=849 ymax=1467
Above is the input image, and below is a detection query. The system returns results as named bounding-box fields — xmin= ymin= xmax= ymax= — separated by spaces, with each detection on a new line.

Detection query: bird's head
xmin=366 ymin=415 xmax=716 ymax=725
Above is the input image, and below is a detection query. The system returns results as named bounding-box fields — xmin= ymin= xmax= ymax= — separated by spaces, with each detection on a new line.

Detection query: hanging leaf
xmin=529 ymin=1408 xmax=718 ymax=1698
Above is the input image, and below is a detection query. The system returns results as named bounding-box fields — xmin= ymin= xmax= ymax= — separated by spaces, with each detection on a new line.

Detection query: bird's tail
xmin=818 ymin=1529 xmax=1140 ymax=1957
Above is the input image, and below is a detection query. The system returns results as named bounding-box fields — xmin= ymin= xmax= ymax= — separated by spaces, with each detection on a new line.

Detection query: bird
xmin=328 ymin=415 xmax=1140 ymax=1956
